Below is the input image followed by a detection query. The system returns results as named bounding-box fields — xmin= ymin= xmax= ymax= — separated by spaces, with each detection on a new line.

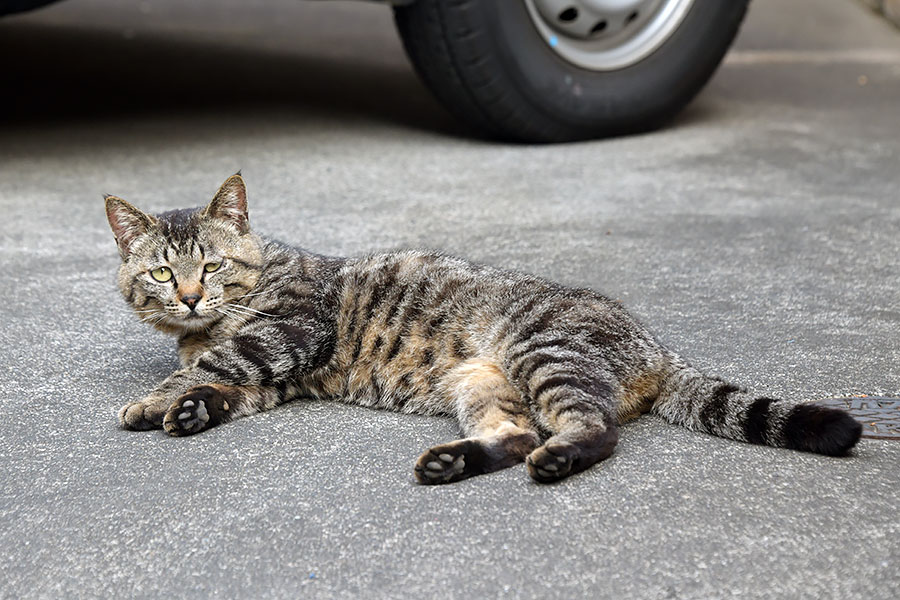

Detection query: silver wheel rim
xmin=524 ymin=0 xmax=697 ymax=71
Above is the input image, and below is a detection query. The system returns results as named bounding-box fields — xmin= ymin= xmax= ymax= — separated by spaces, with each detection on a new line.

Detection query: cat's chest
xmin=177 ymin=322 xmax=242 ymax=367
xmin=178 ymin=336 xmax=213 ymax=367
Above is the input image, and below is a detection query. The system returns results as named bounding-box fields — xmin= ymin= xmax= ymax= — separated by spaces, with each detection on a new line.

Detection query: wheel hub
xmin=525 ymin=0 xmax=697 ymax=70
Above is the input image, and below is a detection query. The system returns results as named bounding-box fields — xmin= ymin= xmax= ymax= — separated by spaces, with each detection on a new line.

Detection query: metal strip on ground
xmin=815 ymin=397 xmax=900 ymax=440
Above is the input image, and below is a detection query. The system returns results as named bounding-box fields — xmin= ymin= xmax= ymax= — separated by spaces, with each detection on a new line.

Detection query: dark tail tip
xmin=783 ymin=404 xmax=863 ymax=456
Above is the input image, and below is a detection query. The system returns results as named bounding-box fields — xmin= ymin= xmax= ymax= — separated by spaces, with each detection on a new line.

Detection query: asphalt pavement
xmin=1 ymin=0 xmax=899 ymax=598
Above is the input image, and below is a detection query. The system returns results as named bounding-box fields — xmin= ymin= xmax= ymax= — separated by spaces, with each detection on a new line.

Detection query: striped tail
xmin=651 ymin=365 xmax=862 ymax=456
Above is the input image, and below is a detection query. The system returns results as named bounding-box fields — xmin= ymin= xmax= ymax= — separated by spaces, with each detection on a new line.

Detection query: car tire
xmin=394 ymin=0 xmax=750 ymax=143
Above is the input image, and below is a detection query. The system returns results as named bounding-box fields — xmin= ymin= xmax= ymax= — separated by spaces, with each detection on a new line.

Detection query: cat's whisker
xmin=141 ymin=312 xmax=169 ymax=327
xmin=215 ymin=306 xmax=251 ymax=326
xmin=201 ymin=318 xmax=216 ymax=335
xmin=220 ymin=310 xmax=258 ymax=322
xmin=232 ymin=290 xmax=267 ymax=300
xmin=225 ymin=304 xmax=277 ymax=318
xmin=215 ymin=307 xmax=238 ymax=318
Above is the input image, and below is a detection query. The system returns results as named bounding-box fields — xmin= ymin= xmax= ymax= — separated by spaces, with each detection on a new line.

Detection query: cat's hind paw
xmin=163 ymin=385 xmax=228 ymax=436
xmin=526 ymin=442 xmax=576 ymax=483
xmin=414 ymin=440 xmax=486 ymax=485
xmin=415 ymin=447 xmax=467 ymax=484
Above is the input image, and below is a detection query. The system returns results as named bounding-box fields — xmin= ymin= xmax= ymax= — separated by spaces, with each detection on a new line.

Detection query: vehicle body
xmin=1 ymin=0 xmax=751 ymax=142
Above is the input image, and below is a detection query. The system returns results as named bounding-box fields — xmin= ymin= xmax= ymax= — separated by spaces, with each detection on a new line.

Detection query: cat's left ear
xmin=205 ymin=173 xmax=249 ymax=234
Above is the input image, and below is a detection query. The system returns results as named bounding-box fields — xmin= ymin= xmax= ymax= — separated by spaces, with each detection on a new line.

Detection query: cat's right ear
xmin=105 ymin=195 xmax=156 ymax=258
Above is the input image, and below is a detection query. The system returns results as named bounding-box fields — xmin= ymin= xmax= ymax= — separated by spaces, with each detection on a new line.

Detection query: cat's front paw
xmin=162 ymin=385 xmax=229 ymax=436
xmin=118 ymin=400 xmax=165 ymax=431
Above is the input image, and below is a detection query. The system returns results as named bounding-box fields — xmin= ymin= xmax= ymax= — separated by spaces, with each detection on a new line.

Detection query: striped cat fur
xmin=105 ymin=174 xmax=862 ymax=484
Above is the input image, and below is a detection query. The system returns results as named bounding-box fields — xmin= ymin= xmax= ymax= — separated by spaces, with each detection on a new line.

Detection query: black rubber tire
xmin=394 ymin=0 xmax=750 ymax=143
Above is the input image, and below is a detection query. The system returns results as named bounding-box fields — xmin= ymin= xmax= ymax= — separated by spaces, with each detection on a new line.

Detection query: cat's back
xmin=333 ymin=248 xmax=638 ymax=340
xmin=335 ymin=249 xmax=548 ymax=321
xmin=258 ymin=245 xmax=647 ymax=356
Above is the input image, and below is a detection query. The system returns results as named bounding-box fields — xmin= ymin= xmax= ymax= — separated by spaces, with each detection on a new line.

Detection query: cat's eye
xmin=204 ymin=262 xmax=221 ymax=273
xmin=150 ymin=267 xmax=173 ymax=282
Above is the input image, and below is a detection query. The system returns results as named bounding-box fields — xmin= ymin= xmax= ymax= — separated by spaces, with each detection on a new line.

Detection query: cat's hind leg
xmin=414 ymin=359 xmax=540 ymax=485
xmin=522 ymin=372 xmax=619 ymax=483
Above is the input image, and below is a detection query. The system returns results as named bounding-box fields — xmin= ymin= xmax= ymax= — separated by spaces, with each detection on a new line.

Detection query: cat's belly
xmin=294 ymin=363 xmax=454 ymax=417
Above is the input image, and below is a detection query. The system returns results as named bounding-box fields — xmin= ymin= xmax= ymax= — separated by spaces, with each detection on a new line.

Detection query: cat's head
xmin=105 ymin=174 xmax=263 ymax=334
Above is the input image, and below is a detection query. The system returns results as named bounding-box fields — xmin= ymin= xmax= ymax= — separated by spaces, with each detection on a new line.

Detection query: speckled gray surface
xmin=1 ymin=0 xmax=899 ymax=598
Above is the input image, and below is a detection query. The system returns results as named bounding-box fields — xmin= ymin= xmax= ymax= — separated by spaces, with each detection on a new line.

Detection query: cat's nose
xmin=180 ymin=294 xmax=201 ymax=310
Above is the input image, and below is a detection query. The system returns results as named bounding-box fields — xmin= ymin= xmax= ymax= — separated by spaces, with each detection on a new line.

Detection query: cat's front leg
xmin=118 ymin=395 xmax=169 ymax=430
xmin=118 ymin=367 xmax=197 ymax=431
xmin=119 ymin=373 xmax=282 ymax=435
xmin=155 ymin=319 xmax=326 ymax=436
xmin=162 ymin=384 xmax=280 ymax=436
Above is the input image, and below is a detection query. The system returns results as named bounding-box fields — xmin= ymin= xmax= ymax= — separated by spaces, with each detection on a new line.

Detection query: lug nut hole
xmin=558 ymin=7 xmax=579 ymax=22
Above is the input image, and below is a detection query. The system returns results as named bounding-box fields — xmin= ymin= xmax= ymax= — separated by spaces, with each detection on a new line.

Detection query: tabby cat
xmin=105 ymin=174 xmax=862 ymax=484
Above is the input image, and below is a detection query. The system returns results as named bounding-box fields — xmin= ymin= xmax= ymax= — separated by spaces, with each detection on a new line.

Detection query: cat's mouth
xmin=172 ymin=311 xmax=221 ymax=330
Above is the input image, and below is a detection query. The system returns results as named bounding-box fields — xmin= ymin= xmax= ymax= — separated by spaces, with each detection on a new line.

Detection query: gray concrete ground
xmin=1 ymin=0 xmax=899 ymax=598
